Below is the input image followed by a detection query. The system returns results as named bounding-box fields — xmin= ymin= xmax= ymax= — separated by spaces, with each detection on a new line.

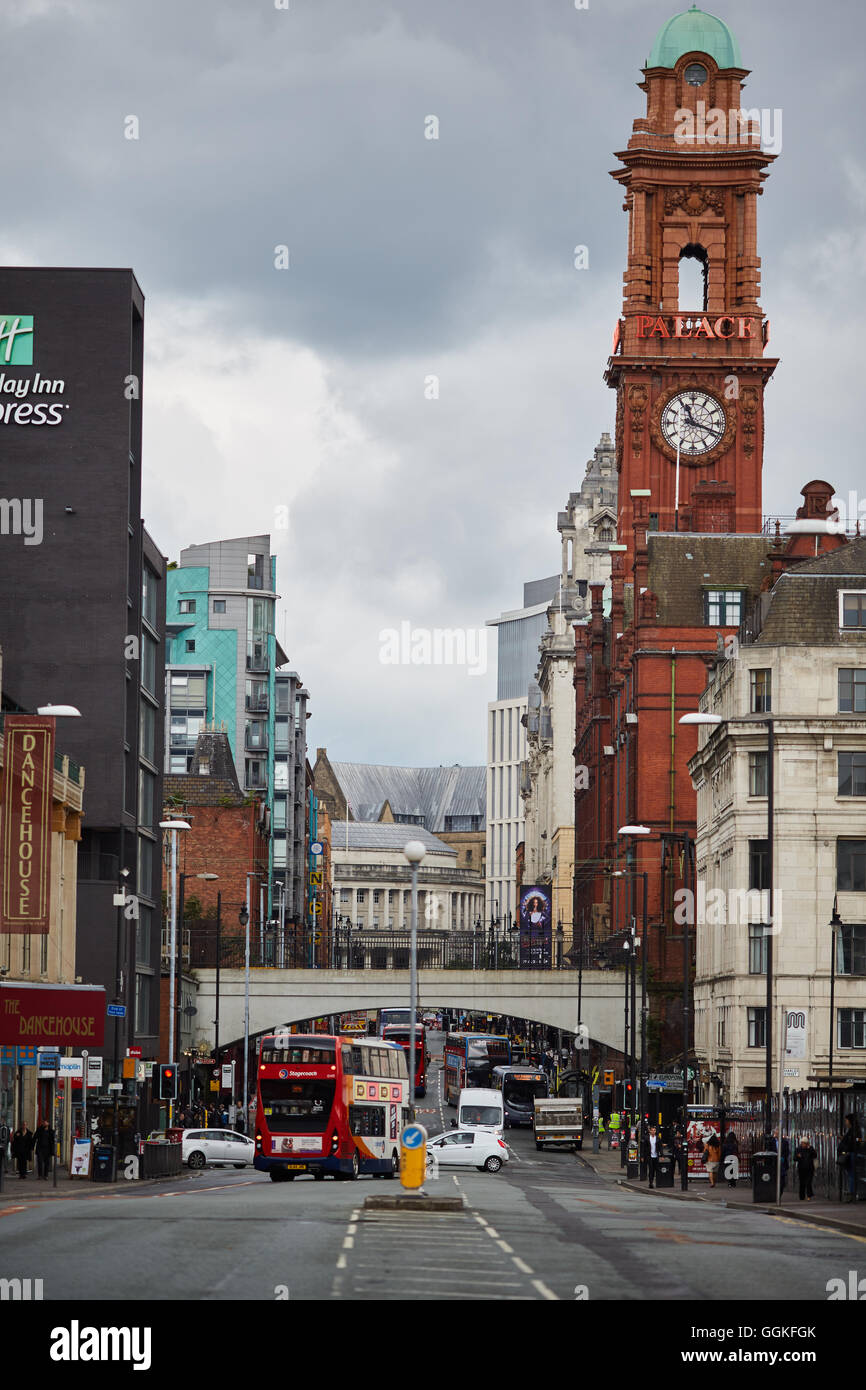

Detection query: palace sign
xmin=636 ymin=314 xmax=761 ymax=340
xmin=0 ymin=982 xmax=106 ymax=1047
xmin=1 ymin=715 xmax=53 ymax=932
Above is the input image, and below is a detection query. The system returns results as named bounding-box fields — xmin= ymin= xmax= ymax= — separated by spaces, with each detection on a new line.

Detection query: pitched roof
xmin=751 ymin=537 xmax=866 ymax=647
xmin=330 ymin=822 xmax=456 ymax=854
xmin=647 ymin=534 xmax=771 ymax=626
xmin=330 ymin=762 xmax=486 ymax=830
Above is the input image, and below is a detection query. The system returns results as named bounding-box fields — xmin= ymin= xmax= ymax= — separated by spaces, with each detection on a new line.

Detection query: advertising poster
xmin=518 ymin=885 xmax=552 ymax=968
xmin=0 ymin=716 xmax=54 ymax=933
xmin=70 ymin=1139 xmax=92 ymax=1178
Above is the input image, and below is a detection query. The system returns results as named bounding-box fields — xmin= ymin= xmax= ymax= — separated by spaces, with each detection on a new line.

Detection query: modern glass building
xmin=164 ymin=535 xmax=289 ymax=909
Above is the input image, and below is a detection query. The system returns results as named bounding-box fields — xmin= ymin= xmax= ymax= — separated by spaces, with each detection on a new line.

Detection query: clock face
xmin=660 ymin=390 xmax=726 ymax=456
xmin=684 ymin=62 xmax=708 ymax=86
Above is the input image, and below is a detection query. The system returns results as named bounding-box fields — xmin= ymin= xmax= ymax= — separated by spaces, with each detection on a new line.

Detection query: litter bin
xmin=752 ymin=1150 xmax=777 ymax=1202
xmin=626 ymin=1143 xmax=640 ymax=1179
xmin=91 ymin=1144 xmax=116 ymax=1183
xmin=655 ymin=1155 xmax=674 ymax=1188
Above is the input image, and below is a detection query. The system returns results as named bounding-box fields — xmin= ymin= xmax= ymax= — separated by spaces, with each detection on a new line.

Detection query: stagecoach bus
xmin=491 ymin=1064 xmax=550 ymax=1127
xmin=443 ymin=1033 xmax=512 ymax=1105
xmin=254 ymin=1033 xmax=411 ymax=1182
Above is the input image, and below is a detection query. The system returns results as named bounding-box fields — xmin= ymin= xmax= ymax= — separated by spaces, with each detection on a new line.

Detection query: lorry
xmin=532 ymin=1096 xmax=583 ymax=1151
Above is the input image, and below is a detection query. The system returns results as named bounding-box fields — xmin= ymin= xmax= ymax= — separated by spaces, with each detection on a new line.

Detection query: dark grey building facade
xmin=0 ymin=268 xmax=165 ymax=1073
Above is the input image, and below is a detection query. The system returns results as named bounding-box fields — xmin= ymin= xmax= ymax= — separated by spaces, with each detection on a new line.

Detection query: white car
xmin=154 ymin=1128 xmax=255 ymax=1170
xmin=426 ymin=1129 xmax=510 ymax=1172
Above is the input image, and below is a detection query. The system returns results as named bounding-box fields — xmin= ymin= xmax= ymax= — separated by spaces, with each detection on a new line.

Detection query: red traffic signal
xmin=159 ymin=1061 xmax=177 ymax=1095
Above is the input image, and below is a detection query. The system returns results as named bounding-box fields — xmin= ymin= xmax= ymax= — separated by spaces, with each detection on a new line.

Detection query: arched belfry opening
xmin=678 ymin=244 xmax=708 ymax=313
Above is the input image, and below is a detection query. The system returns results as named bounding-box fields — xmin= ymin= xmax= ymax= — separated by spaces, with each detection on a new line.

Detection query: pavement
xmin=0 ymin=1166 xmax=191 ymax=1201
xmin=580 ymin=1143 xmax=866 ymax=1238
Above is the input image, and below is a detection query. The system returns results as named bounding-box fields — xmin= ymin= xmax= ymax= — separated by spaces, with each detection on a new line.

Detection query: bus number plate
xmin=283 ymin=1164 xmax=306 ymax=1170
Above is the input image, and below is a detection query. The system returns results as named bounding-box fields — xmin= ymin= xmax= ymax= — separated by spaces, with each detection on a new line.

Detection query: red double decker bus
xmin=254 ymin=1032 xmax=411 ymax=1182
xmin=381 ymin=1024 xmax=427 ymax=1098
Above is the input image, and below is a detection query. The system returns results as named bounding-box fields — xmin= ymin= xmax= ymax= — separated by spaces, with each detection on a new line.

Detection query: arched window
xmin=678 ymin=244 xmax=708 ymax=313
xmin=599 ymin=527 xmax=614 ymax=542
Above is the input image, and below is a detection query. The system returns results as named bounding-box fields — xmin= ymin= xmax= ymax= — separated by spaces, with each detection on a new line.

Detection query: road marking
xmin=342 ymin=1235 xmax=354 ymax=1250
xmin=336 ymin=1253 xmax=347 ymax=1269
xmin=532 ymin=1279 xmax=558 ymax=1301
xmin=512 ymin=1257 xmax=533 ymax=1274
xmin=483 ymin=1226 xmax=500 ymax=1238
xmin=497 ymin=1239 xmax=514 ymax=1253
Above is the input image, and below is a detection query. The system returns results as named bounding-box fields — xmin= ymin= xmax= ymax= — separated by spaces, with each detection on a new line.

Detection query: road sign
xmin=37 ymin=1052 xmax=61 ymax=1077
xmin=603 ymin=1070 xmax=615 ymax=1086
xmin=86 ymin=1057 xmax=103 ymax=1089
xmin=400 ymin=1122 xmax=428 ymax=1191
xmin=221 ymin=1063 xmax=234 ymax=1090
xmin=107 ymin=1004 xmax=126 ymax=1018
xmin=310 ymin=841 xmax=323 ymax=856
xmin=126 ymin=1046 xmax=142 ymax=1059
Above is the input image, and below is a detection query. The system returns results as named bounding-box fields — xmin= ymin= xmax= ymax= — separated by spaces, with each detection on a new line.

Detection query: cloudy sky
xmin=5 ymin=0 xmax=864 ymax=766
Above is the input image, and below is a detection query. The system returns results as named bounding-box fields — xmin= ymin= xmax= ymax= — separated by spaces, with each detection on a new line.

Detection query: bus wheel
xmin=269 ymin=1169 xmax=290 ymax=1183
xmin=384 ymin=1150 xmax=399 ymax=1179
xmin=348 ymin=1149 xmax=360 ymax=1180
xmin=535 ymin=1142 xmax=543 ymax=1152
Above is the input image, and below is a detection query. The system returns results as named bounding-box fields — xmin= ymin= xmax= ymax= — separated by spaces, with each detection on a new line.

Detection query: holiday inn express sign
xmin=0 ymin=314 xmax=69 ymax=424
xmin=1 ymin=715 xmax=54 ymax=932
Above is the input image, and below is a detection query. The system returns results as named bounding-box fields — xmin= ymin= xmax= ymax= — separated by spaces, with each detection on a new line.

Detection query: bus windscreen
xmin=259 ymin=1078 xmax=335 ymax=1132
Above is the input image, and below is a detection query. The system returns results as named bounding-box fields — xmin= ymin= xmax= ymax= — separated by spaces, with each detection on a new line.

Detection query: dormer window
xmin=840 ymin=592 xmax=866 ymax=631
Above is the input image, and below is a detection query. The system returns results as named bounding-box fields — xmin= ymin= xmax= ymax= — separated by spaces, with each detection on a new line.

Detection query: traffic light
xmin=159 ymin=1063 xmax=178 ymax=1100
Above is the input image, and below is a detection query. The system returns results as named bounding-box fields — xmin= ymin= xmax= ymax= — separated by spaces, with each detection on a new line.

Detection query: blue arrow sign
xmin=401 ymin=1124 xmax=425 ymax=1150
xmin=107 ymin=1004 xmax=126 ymax=1018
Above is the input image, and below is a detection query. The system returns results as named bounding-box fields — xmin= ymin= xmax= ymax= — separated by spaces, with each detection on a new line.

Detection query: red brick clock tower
xmin=605 ymin=5 xmax=778 ymax=557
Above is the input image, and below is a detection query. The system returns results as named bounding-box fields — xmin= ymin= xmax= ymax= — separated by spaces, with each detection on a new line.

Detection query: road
xmin=0 ymin=1033 xmax=860 ymax=1302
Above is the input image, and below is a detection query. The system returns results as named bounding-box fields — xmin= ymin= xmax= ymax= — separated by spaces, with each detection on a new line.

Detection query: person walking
xmin=838 ymin=1114 xmax=860 ymax=1202
xmin=34 ymin=1120 xmax=55 ymax=1180
xmin=703 ymin=1130 xmax=722 ymax=1188
xmin=722 ymin=1129 xmax=739 ymax=1188
xmin=597 ymin=1115 xmax=605 ymax=1147
xmin=11 ymin=1123 xmax=34 ymax=1180
xmin=794 ymin=1136 xmax=817 ymax=1201
xmin=672 ymin=1123 xmax=687 ymax=1182
xmin=641 ymin=1124 xmax=661 ymax=1188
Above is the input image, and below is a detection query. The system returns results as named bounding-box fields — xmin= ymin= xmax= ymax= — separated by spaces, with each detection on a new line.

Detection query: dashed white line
xmin=497 ymin=1240 xmax=514 ymax=1254
xmin=512 ymin=1257 xmax=533 ymax=1274
xmin=532 ymin=1279 xmax=558 ymax=1301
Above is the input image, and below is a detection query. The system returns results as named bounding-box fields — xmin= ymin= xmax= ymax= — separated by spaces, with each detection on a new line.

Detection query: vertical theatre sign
xmin=1 ymin=715 xmax=54 ymax=933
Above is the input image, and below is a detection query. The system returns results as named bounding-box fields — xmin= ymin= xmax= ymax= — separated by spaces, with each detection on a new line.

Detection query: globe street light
xmin=403 ymin=840 xmax=426 ymax=1111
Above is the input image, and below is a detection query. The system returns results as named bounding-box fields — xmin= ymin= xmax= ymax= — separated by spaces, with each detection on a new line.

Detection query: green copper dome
xmin=648 ymin=5 xmax=741 ymax=68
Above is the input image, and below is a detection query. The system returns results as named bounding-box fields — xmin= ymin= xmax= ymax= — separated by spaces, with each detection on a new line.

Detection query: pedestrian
xmin=34 ymin=1119 xmax=55 ymax=1180
xmin=641 ymin=1124 xmax=661 ymax=1188
xmin=722 ymin=1129 xmax=739 ymax=1188
xmin=794 ymin=1136 xmax=817 ymax=1201
xmin=672 ymin=1123 xmax=687 ymax=1182
xmin=837 ymin=1114 xmax=860 ymax=1202
xmin=703 ymin=1130 xmax=722 ymax=1187
xmin=11 ymin=1123 xmax=34 ymax=1180
xmin=598 ymin=1115 xmax=605 ymax=1146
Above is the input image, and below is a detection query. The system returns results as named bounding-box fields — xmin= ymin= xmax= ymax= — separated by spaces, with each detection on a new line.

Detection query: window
xmin=838 ymin=924 xmax=866 ymax=976
xmin=838 ymin=1009 xmax=866 ymax=1049
xmin=247 ymin=553 xmax=265 ymax=590
xmin=837 ymin=840 xmax=866 ymax=892
xmin=135 ymin=972 xmax=152 ymax=1034
xmin=140 ymin=701 xmax=156 ymax=764
xmin=648 ymin=513 xmax=659 ymax=532
xmin=213 ymin=599 xmax=226 ymax=614
xmin=246 ymin=719 xmax=267 ymax=749
xmin=747 ymin=1007 xmax=766 ymax=1048
xmin=356 ymin=890 xmax=366 ymax=903
xmin=706 ymin=591 xmax=743 ymax=626
xmin=600 ymin=527 xmax=614 ymax=543
xmin=178 ymin=599 xmax=196 ymax=614
xmin=717 ymin=1013 xmax=726 ymax=1047
xmin=136 ymin=905 xmax=152 ymax=966
xmin=749 ymin=839 xmax=769 ymax=892
xmin=388 ymin=890 xmax=395 ymax=904
xmin=185 ymin=640 xmax=196 ymax=653
xmin=348 ymin=1106 xmax=386 ymax=1137
xmin=137 ymin=836 xmax=154 ymax=893
xmin=840 ymin=592 xmax=866 ymax=630
xmin=749 ymin=751 xmax=768 ymax=797
xmin=272 ymin=798 xmax=287 ymax=830
xmin=373 ymin=891 xmax=380 ymax=904
xmin=138 ymin=769 xmax=155 ymax=826
xmin=340 ymin=889 xmax=350 ymax=903
xmin=273 ymin=762 xmax=288 ymax=791
xmin=246 ymin=679 xmax=268 ymax=712
xmin=678 ymin=244 xmax=708 ymax=312
xmin=141 ymin=633 xmax=158 ymax=694
xmin=248 ymin=597 xmax=272 ymax=634
xmin=748 ymin=923 xmax=767 ymax=974
xmin=170 ymin=673 xmax=206 ymax=707
xmin=444 ymin=815 xmax=483 ymax=832
xmin=274 ymin=720 xmax=289 ymax=752
xmin=142 ymin=567 xmax=158 ymax=628
xmin=750 ymin=669 xmax=771 ymax=713
xmin=838 ymin=752 xmax=866 ymax=797
xmin=839 ymin=669 xmax=866 ymax=714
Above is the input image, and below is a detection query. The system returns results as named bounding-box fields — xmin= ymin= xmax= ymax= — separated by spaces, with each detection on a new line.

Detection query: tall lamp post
xmin=829 ymin=897 xmax=842 ymax=1084
xmin=403 ymin=841 xmax=426 ymax=1113
xmin=239 ymin=871 xmax=261 ymax=1133
xmin=175 ymin=871 xmax=219 ymax=1071
xmin=616 ymin=828 xmax=651 ymax=1130
xmin=159 ymin=820 xmax=191 ymax=1126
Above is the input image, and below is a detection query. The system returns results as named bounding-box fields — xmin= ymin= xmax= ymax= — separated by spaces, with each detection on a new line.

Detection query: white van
xmin=456 ymin=1088 xmax=505 ymax=1136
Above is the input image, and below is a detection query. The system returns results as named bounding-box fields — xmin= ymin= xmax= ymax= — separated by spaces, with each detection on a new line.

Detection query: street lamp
xmin=403 ymin=840 xmax=426 ymax=1111
xmin=617 ymin=828 xmax=651 ymax=1138
xmin=159 ymin=820 xmax=191 ymax=1128
xmin=829 ymin=898 xmax=842 ymax=1084
xmin=240 ymin=871 xmax=261 ymax=1134
xmin=35 ymin=704 xmax=81 ymax=717
xmin=175 ymin=871 xmax=219 ymax=1064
